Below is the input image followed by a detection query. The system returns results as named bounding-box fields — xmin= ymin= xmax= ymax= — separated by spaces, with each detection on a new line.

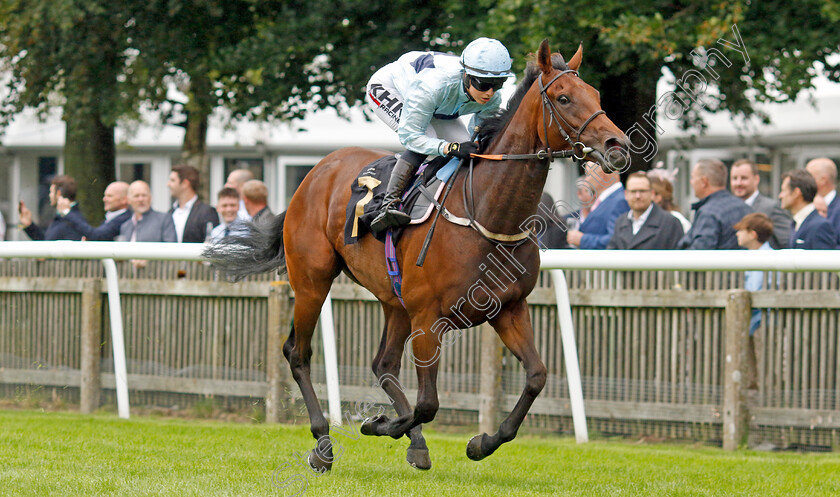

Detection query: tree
xmin=442 ymin=0 xmax=840 ymax=171
xmin=0 ymin=1 xmax=147 ymax=222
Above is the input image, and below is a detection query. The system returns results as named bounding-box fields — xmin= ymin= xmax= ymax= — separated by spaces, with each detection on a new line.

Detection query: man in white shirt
xmin=224 ymin=168 xmax=255 ymax=222
xmin=566 ymin=162 xmax=629 ymax=249
xmin=805 ymin=157 xmax=840 ymax=238
xmin=209 ymin=187 xmax=244 ymax=242
xmin=607 ymin=172 xmax=683 ymax=250
xmin=167 ymin=164 xmax=219 ymax=243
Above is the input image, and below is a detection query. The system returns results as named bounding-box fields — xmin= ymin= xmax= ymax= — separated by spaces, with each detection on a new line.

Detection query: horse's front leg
xmin=374 ymin=316 xmax=443 ymax=440
xmin=467 ymin=299 xmax=546 ymax=461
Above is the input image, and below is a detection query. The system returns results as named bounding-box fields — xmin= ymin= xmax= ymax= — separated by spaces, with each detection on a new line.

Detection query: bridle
xmin=538 ymin=69 xmax=605 ymax=163
xmin=471 ymin=68 xmax=605 ymax=163
xmin=421 ymin=68 xmax=609 ymax=250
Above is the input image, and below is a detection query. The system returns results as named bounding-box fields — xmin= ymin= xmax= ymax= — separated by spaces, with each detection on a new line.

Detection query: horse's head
xmin=535 ymin=39 xmax=629 ymax=172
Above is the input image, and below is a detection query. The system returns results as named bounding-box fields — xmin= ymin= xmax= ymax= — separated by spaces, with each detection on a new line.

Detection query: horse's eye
xmin=557 ymin=95 xmax=570 ymax=104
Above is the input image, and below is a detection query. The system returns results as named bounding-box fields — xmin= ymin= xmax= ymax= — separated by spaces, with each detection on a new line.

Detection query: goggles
xmin=469 ymin=76 xmax=506 ymax=92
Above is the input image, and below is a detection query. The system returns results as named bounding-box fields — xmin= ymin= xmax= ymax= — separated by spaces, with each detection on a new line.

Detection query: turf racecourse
xmin=1 ymin=410 xmax=838 ymax=496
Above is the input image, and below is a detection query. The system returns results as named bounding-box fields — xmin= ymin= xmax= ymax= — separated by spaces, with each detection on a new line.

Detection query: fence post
xmin=478 ymin=323 xmax=504 ymax=435
xmin=266 ymin=282 xmax=293 ymax=423
xmin=723 ymin=289 xmax=751 ymax=451
xmin=80 ymin=278 xmax=103 ymax=414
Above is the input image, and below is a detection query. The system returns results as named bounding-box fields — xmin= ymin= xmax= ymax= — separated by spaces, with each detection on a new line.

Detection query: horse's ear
xmin=567 ymin=43 xmax=583 ymax=71
xmin=537 ymin=39 xmax=551 ymax=74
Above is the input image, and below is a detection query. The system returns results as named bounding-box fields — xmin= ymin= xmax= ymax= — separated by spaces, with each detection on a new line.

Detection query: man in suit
xmin=729 ymin=159 xmax=791 ymax=249
xmin=224 ymin=168 xmax=254 ymax=221
xmin=678 ymin=159 xmax=752 ymax=249
xmin=58 ymin=181 xmax=133 ymax=240
xmin=242 ymin=179 xmax=273 ymax=223
xmin=567 ymin=161 xmax=629 ymax=249
xmin=209 ymin=187 xmax=244 ymax=242
xmin=805 ymin=158 xmax=840 ymax=239
xmin=779 ymin=169 xmax=837 ymax=249
xmin=167 ymin=164 xmax=220 ymax=243
xmin=607 ymin=172 xmax=683 ymax=250
xmin=121 ymin=181 xmax=177 ymax=243
xmin=19 ymin=175 xmax=86 ymax=241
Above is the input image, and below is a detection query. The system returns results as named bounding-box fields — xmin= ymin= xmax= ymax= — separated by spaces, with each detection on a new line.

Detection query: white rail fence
xmin=2 ymin=242 xmax=840 ymax=444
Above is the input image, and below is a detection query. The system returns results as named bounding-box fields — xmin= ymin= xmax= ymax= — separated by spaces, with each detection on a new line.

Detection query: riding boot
xmin=370 ymin=157 xmax=418 ymax=234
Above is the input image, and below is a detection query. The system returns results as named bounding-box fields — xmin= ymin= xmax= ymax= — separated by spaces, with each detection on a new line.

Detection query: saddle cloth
xmin=343 ymin=154 xmax=460 ymax=245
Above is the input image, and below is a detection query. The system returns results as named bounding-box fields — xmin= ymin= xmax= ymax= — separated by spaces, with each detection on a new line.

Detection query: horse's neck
xmin=469 ymin=97 xmax=549 ymax=234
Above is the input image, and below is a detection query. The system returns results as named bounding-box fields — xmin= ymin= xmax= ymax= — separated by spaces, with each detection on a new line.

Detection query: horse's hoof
xmin=307 ymin=450 xmax=332 ymax=474
xmin=466 ymin=434 xmax=487 ymax=461
xmin=360 ymin=415 xmax=388 ymax=436
xmin=406 ymin=448 xmax=432 ymax=470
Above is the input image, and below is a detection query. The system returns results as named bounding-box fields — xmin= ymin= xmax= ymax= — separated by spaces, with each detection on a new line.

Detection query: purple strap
xmin=384 ymin=230 xmax=405 ymax=307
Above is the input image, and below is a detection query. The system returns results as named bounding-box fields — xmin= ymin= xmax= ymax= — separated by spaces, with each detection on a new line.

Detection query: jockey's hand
xmin=446 ymin=141 xmax=479 ymax=159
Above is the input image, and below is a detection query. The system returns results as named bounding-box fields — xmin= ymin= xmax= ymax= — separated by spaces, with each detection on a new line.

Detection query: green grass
xmin=0 ymin=409 xmax=838 ymax=497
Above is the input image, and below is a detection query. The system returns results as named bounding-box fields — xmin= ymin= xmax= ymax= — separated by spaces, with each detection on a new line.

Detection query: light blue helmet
xmin=460 ymin=37 xmax=514 ymax=78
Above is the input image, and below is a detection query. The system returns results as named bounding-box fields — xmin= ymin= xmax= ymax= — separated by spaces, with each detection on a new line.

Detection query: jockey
xmin=366 ymin=37 xmax=514 ymax=233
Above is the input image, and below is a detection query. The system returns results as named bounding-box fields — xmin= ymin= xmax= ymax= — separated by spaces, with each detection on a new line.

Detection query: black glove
xmin=446 ymin=141 xmax=479 ymax=159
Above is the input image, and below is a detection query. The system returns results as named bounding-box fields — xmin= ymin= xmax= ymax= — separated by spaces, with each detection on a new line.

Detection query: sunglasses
xmin=469 ymin=76 xmax=506 ymax=92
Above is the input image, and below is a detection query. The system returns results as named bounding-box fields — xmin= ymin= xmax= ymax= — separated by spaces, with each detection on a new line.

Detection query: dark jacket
xmin=23 ymin=204 xmax=86 ymax=241
xmin=169 ymin=200 xmax=220 ymax=243
xmin=826 ymin=194 xmax=840 ymax=248
xmin=251 ymin=206 xmax=274 ymax=224
xmin=607 ymin=203 xmax=684 ymax=250
xmin=750 ymin=193 xmax=791 ymax=250
xmin=578 ymin=186 xmax=630 ymax=249
xmin=62 ymin=208 xmax=133 ymax=241
xmin=791 ymin=209 xmax=838 ymax=249
xmin=678 ymin=189 xmax=751 ymax=250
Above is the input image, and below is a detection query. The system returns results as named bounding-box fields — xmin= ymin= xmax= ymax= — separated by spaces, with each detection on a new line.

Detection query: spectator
xmin=0 ymin=210 xmax=5 ymax=240
xmin=805 ymin=158 xmax=840 ymax=238
xmin=729 ymin=159 xmax=792 ymax=249
xmin=678 ymin=159 xmax=751 ymax=250
xmin=734 ymin=212 xmax=775 ymax=390
xmin=209 ymin=187 xmax=244 ymax=242
xmin=648 ymin=173 xmax=691 ymax=233
xmin=19 ymin=175 xmax=86 ymax=241
xmin=120 ymin=181 xmax=177 ymax=243
xmin=167 ymin=164 xmax=220 ymax=243
xmin=57 ymin=181 xmax=133 ymax=240
xmin=814 ymin=194 xmax=829 ymax=217
xmin=121 ymin=180 xmax=177 ymax=270
xmin=566 ymin=162 xmax=629 ymax=249
xmin=734 ymin=212 xmax=774 ymax=334
xmin=242 ymin=179 xmax=273 ymax=223
xmin=779 ymin=169 xmax=837 ymax=249
xmin=607 ymin=172 xmax=684 ymax=250
xmin=224 ymin=168 xmax=255 ymax=221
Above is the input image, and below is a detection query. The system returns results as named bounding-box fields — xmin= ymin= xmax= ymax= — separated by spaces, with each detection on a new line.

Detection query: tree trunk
xmin=181 ymin=73 xmax=212 ymax=203
xmin=63 ymin=108 xmax=116 ymax=226
xmin=598 ymin=64 xmax=660 ymax=176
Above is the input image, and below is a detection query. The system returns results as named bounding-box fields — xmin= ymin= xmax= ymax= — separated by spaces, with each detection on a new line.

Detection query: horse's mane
xmin=477 ymin=54 xmax=569 ymax=150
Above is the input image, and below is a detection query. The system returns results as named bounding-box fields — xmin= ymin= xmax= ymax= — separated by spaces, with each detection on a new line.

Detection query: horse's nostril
xmin=604 ymin=137 xmax=629 ymax=171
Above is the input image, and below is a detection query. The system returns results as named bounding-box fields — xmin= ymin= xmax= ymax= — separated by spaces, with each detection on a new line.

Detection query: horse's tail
xmin=202 ymin=211 xmax=287 ymax=281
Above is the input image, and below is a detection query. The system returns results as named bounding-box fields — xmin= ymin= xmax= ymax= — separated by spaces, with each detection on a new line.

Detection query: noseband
xmin=538 ymin=69 xmax=604 ymax=162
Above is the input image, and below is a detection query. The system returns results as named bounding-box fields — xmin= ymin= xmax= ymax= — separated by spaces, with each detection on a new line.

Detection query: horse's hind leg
xmin=362 ymin=306 xmax=431 ymax=470
xmin=284 ymin=247 xmax=341 ymax=473
xmin=467 ymin=299 xmax=546 ymax=461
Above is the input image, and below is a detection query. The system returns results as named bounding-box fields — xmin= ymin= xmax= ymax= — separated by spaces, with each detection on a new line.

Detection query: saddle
xmin=344 ymin=154 xmax=460 ymax=245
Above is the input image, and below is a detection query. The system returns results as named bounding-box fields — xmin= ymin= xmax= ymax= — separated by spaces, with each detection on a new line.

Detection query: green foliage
xmin=452 ymin=0 xmax=840 ymax=132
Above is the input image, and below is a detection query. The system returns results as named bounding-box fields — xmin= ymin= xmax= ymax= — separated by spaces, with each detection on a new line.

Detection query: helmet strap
xmin=463 ymin=73 xmax=476 ymax=102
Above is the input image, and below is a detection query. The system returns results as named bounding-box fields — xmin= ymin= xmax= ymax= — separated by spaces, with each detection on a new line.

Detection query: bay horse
xmin=206 ymin=39 xmax=628 ymax=472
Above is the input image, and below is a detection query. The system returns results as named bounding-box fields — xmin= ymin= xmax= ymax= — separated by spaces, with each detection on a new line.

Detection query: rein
xmin=435 ymin=68 xmax=605 ymax=245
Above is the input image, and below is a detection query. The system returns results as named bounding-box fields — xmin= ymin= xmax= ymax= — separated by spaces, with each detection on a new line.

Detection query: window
xmin=118 ymin=162 xmax=150 ymax=183
xmin=223 ymin=158 xmax=264 ymax=181
xmin=37 ymin=157 xmax=57 ymax=220
xmin=284 ymin=164 xmax=314 ymax=206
